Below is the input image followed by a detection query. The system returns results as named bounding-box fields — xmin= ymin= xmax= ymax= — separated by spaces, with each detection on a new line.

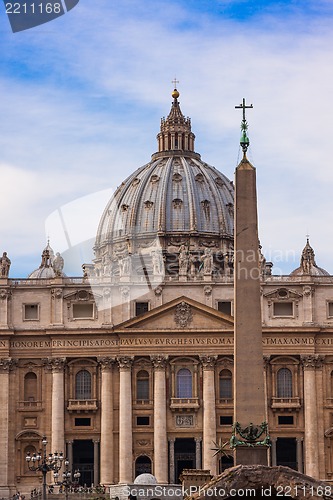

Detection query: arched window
xmin=136 ymin=370 xmax=149 ymax=401
xmin=135 ymin=455 xmax=152 ymax=476
xmin=277 ymin=368 xmax=292 ymax=398
xmin=176 ymin=368 xmax=192 ymax=398
xmin=219 ymin=369 xmax=232 ymax=399
xmin=24 ymin=372 xmax=37 ymax=401
xmin=75 ymin=370 xmax=92 ymax=399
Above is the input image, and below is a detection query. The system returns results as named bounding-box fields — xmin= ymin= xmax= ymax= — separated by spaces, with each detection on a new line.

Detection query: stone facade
xmin=1 ymin=91 xmax=333 ymax=496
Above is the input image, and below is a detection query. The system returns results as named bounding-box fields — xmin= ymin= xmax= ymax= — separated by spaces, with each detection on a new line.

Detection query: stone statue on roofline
xmin=0 ymin=252 xmax=11 ymax=277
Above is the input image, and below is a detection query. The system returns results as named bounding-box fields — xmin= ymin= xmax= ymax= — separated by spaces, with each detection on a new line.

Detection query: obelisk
xmin=233 ymin=99 xmax=269 ymax=465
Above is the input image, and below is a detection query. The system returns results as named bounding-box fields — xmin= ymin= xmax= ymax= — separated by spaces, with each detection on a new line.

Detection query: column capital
xmin=151 ymin=354 xmax=168 ymax=370
xmin=301 ymin=354 xmax=324 ymax=369
xmin=117 ymin=356 xmax=133 ymax=370
xmin=0 ymin=357 xmax=17 ymax=372
xmin=168 ymin=437 xmax=175 ymax=444
xmin=194 ymin=437 xmax=202 ymax=443
xmin=263 ymin=355 xmax=271 ymax=367
xmin=98 ymin=356 xmax=116 ymax=371
xmin=200 ymin=355 xmax=218 ymax=370
xmin=43 ymin=357 xmax=66 ymax=372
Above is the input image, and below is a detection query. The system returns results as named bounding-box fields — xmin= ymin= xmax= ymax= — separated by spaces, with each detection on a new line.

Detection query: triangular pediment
xmin=116 ymin=296 xmax=234 ymax=331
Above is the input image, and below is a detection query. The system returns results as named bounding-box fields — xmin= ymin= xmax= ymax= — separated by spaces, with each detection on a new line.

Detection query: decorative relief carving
xmin=218 ymin=357 xmax=233 ymax=368
xmin=117 ymin=356 xmax=134 ymax=370
xmin=151 ymin=355 xmax=168 ymax=370
xmin=98 ymin=357 xmax=115 ymax=371
xmin=204 ymin=285 xmax=212 ymax=296
xmin=150 ymin=175 xmax=160 ymax=183
xmin=195 ymin=173 xmax=204 ymax=183
xmin=120 ymin=286 xmax=130 ymax=299
xmin=200 ymin=355 xmax=218 ymax=369
xmin=0 ymin=358 xmax=17 ymax=372
xmin=303 ymin=285 xmax=314 ymax=297
xmin=154 ymin=285 xmax=163 ymax=296
xmin=173 ymin=198 xmax=183 ymax=209
xmin=172 ymin=173 xmax=182 ymax=182
xmin=301 ymin=354 xmax=324 ymax=369
xmin=175 ymin=414 xmax=194 ymax=427
xmin=174 ymin=302 xmax=193 ymax=328
xmin=136 ymin=440 xmax=151 ymax=447
xmin=144 ymin=200 xmax=154 ymax=209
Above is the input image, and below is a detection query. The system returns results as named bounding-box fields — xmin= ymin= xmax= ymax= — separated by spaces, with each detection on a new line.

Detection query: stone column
xmin=195 ymin=437 xmax=202 ymax=469
xmin=0 ymin=358 xmax=16 ymax=497
xmin=0 ymin=289 xmax=10 ymax=327
xmin=99 ymin=357 xmax=115 ymax=485
xmin=169 ymin=438 xmax=175 ymax=484
xmin=93 ymin=440 xmax=99 ymax=485
xmin=200 ymin=356 xmax=217 ymax=475
xmin=118 ymin=356 xmax=133 ymax=483
xmin=301 ymin=355 xmax=323 ymax=478
xmin=151 ymin=355 xmax=168 ymax=483
xmin=48 ymin=358 xmax=66 ymax=454
xmin=66 ymin=441 xmax=73 ymax=468
xmin=270 ymin=437 xmax=277 ymax=466
xmin=297 ymin=438 xmax=303 ymax=473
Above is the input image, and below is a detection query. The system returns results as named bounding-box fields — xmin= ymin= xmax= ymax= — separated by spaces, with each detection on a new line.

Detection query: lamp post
xmin=55 ymin=458 xmax=80 ymax=500
xmin=26 ymin=436 xmax=64 ymax=500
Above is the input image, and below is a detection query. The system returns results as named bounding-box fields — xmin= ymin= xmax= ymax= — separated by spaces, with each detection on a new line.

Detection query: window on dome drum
xmin=23 ymin=303 xmax=39 ymax=320
xmin=217 ymin=301 xmax=232 ymax=316
xmin=277 ymin=368 xmax=292 ymax=398
xmin=136 ymin=370 xmax=150 ymax=401
xmin=135 ymin=302 xmax=149 ymax=316
xmin=328 ymin=302 xmax=333 ymax=317
xmin=219 ymin=369 xmax=232 ymax=400
xmin=24 ymin=372 xmax=37 ymax=402
xmin=72 ymin=303 xmax=94 ymax=319
xmin=75 ymin=370 xmax=92 ymax=400
xmin=273 ymin=302 xmax=293 ymax=317
xmin=176 ymin=368 xmax=193 ymax=398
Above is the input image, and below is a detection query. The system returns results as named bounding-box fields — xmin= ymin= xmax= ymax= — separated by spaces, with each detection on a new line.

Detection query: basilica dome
xmin=93 ymin=90 xmax=234 ymax=278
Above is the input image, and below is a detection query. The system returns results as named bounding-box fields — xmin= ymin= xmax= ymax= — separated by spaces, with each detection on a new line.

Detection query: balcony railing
xmin=17 ymin=400 xmax=43 ymax=411
xmin=67 ymin=399 xmax=98 ymax=412
xmin=271 ymin=397 xmax=301 ymax=410
xmin=170 ymin=397 xmax=200 ymax=411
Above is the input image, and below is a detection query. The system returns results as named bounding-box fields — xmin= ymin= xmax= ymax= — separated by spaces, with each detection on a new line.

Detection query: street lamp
xmin=26 ymin=436 xmax=64 ymax=500
xmin=55 ymin=458 xmax=81 ymax=500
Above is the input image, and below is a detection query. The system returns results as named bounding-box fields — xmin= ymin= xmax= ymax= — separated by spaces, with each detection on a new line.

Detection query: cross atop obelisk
xmin=232 ymin=98 xmax=270 ymax=465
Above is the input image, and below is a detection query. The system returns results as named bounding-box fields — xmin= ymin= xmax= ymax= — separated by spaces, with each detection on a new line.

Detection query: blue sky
xmin=1 ymin=0 xmax=333 ymax=277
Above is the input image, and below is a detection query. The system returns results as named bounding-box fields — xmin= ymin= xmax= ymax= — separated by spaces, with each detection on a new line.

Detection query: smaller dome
xmin=28 ymin=242 xmax=66 ymax=279
xmin=133 ymin=473 xmax=157 ymax=485
xmin=290 ymin=238 xmax=329 ymax=276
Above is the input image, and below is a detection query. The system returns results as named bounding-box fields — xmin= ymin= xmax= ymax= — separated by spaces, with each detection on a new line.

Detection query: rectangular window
xmin=328 ymin=302 xmax=333 ymax=318
xmin=278 ymin=415 xmax=294 ymax=425
xmin=217 ymin=301 xmax=232 ymax=316
xmin=24 ymin=304 xmax=39 ymax=320
xmin=273 ymin=302 xmax=293 ymax=317
xmin=220 ymin=416 xmax=233 ymax=425
xmin=136 ymin=416 xmax=150 ymax=426
xmin=135 ymin=302 xmax=149 ymax=316
xmin=75 ymin=418 xmax=91 ymax=427
xmin=72 ymin=303 xmax=94 ymax=319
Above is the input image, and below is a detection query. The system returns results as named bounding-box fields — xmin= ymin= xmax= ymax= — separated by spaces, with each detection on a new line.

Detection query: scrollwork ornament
xmin=117 ymin=356 xmax=133 ymax=370
xmin=301 ymin=354 xmax=324 ymax=369
xmin=151 ymin=354 xmax=168 ymax=370
xmin=200 ymin=355 xmax=217 ymax=370
xmin=0 ymin=358 xmax=17 ymax=372
xmin=42 ymin=357 xmax=66 ymax=372
xmin=98 ymin=357 xmax=115 ymax=371
xmin=0 ymin=289 xmax=10 ymax=300
xmin=51 ymin=288 xmax=63 ymax=299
